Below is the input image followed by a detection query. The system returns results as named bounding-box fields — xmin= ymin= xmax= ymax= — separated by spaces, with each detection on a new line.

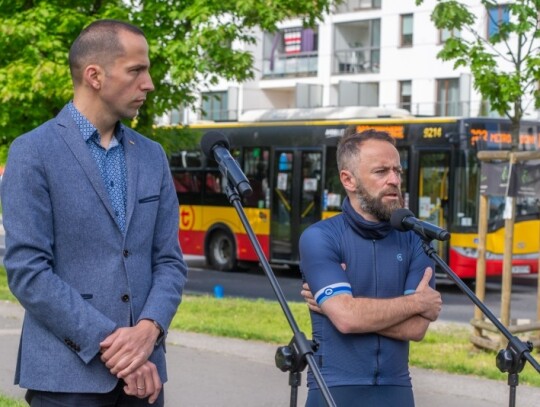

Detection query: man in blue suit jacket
xmin=1 ymin=19 xmax=187 ymax=406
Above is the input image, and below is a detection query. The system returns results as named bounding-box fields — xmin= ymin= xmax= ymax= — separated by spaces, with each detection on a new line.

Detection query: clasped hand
xmin=121 ymin=360 xmax=162 ymax=404
xmin=100 ymin=320 xmax=161 ymax=403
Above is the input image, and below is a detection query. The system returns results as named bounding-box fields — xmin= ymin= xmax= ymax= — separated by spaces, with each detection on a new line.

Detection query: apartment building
xmin=169 ymin=0 xmax=538 ymax=124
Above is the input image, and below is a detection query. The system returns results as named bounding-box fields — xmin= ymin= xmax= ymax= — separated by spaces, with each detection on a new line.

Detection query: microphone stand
xmin=420 ymin=239 xmax=540 ymax=407
xmin=223 ymin=184 xmax=336 ymax=407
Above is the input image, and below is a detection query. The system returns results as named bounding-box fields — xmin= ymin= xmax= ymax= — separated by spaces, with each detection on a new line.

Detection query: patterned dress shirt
xmin=68 ymin=102 xmax=127 ymax=233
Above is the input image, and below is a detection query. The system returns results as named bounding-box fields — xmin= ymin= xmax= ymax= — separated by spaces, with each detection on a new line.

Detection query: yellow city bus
xmin=170 ymin=107 xmax=540 ymax=281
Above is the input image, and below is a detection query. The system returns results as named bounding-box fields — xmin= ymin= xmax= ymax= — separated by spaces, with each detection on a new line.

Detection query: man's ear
xmin=83 ymin=64 xmax=103 ymax=90
xmin=340 ymin=169 xmax=357 ymax=193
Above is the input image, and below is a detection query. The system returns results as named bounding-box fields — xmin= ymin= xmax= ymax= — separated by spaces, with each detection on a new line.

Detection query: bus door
xmin=414 ymin=150 xmax=451 ymax=259
xmin=271 ymin=149 xmax=323 ymax=263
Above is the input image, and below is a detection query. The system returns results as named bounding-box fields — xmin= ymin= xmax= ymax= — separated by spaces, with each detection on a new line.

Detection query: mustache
xmin=379 ymin=187 xmax=401 ymax=196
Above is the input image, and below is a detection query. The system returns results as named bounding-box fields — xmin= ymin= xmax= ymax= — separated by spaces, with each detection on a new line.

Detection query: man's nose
xmin=388 ymin=170 xmax=401 ymax=185
xmin=142 ymin=73 xmax=155 ymax=92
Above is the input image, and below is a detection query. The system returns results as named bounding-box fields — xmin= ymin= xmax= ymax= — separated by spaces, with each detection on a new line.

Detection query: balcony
xmin=334 ymin=47 xmax=380 ymax=74
xmin=262 ymin=51 xmax=318 ymax=78
xmin=334 ymin=0 xmax=382 ymax=13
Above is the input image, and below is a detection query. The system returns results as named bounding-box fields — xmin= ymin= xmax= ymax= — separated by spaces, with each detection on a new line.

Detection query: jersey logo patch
xmin=314 ymin=283 xmax=352 ymax=306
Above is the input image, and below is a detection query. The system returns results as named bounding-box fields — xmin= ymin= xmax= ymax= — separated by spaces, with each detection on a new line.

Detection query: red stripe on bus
xmin=179 ymin=230 xmax=270 ymax=262
xmin=449 ymin=248 xmax=538 ymax=280
xmin=236 ymin=234 xmax=270 ymax=262
xmin=179 ymin=230 xmax=205 ymax=256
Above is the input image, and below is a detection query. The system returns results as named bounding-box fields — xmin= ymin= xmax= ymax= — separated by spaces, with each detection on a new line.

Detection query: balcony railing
xmin=262 ymin=51 xmax=318 ymax=78
xmin=334 ymin=0 xmax=381 ymax=13
xmin=200 ymin=109 xmax=238 ymax=122
xmin=334 ymin=47 xmax=380 ymax=74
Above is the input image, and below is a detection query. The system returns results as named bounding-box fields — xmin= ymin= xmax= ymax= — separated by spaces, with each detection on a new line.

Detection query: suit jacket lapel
xmin=123 ymin=131 xmax=139 ymax=233
xmin=55 ymin=106 xmax=119 ymax=228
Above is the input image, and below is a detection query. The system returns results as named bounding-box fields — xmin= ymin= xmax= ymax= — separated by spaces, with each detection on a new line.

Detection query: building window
xmin=439 ymin=27 xmax=460 ymax=43
xmin=400 ymin=14 xmax=413 ymax=47
xmin=170 ymin=109 xmax=181 ymax=125
xmin=487 ymin=5 xmax=510 ymax=38
xmin=399 ymin=80 xmax=412 ymax=111
xmin=436 ymin=78 xmax=460 ymax=116
xmin=338 ymin=81 xmax=379 ymax=107
xmin=296 ymin=83 xmax=323 ymax=108
xmin=201 ymin=91 xmax=228 ymax=121
xmin=334 ymin=19 xmax=381 ymax=74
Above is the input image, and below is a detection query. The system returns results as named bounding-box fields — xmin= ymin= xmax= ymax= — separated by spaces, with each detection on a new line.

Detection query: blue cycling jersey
xmin=299 ymin=198 xmax=434 ymax=390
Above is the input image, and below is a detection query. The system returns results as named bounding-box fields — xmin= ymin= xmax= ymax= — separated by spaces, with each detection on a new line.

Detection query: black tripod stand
xmin=224 ymin=184 xmax=336 ymax=407
xmin=420 ymin=239 xmax=540 ymax=407
xmin=200 ymin=130 xmax=335 ymax=405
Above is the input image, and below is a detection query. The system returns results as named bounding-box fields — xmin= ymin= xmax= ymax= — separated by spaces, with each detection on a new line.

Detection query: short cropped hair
xmin=68 ymin=19 xmax=146 ymax=85
xmin=337 ymin=128 xmax=396 ymax=172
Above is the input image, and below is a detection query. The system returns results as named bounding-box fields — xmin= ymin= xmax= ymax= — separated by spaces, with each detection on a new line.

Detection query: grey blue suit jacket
xmin=1 ymin=105 xmax=188 ymax=392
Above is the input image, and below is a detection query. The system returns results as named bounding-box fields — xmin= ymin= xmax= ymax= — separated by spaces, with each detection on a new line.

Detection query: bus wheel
xmin=207 ymin=231 xmax=237 ymax=271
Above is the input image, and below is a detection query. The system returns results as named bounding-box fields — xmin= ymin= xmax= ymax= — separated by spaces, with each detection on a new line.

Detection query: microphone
xmin=390 ymin=208 xmax=450 ymax=241
xmin=200 ymin=131 xmax=252 ymax=197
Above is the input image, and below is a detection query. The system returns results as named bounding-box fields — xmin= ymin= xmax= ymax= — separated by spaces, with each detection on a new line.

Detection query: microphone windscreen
xmin=390 ymin=208 xmax=415 ymax=231
xmin=200 ymin=131 xmax=230 ymax=159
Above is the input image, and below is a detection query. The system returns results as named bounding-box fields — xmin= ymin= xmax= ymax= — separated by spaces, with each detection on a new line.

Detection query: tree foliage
xmin=416 ymin=0 xmax=540 ymax=146
xmin=0 ymin=0 xmax=331 ymax=152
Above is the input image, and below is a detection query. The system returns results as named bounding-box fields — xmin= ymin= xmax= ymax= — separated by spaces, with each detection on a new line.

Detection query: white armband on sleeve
xmin=314 ymin=283 xmax=352 ymax=306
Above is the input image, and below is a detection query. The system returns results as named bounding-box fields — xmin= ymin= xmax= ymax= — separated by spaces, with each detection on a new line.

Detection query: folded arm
xmin=376 ymin=315 xmax=431 ymax=341
xmin=304 ymin=268 xmax=441 ymax=340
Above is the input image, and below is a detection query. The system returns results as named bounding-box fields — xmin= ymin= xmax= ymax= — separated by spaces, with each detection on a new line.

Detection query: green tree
xmin=0 ymin=0 xmax=331 ymax=154
xmin=416 ymin=0 xmax=540 ymax=147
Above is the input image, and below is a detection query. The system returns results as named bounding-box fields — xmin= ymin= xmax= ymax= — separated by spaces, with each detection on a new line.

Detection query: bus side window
xmin=243 ymin=148 xmax=269 ymax=208
xmin=324 ymin=146 xmax=344 ymax=211
xmin=203 ymin=171 xmax=229 ymax=206
xmin=206 ymin=173 xmax=221 ymax=193
xmin=173 ymin=171 xmax=202 ymax=205
xmin=174 ymin=172 xmax=199 ymax=193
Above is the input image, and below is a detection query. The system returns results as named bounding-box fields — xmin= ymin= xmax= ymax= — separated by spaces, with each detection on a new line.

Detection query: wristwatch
xmin=149 ymin=319 xmax=165 ymax=347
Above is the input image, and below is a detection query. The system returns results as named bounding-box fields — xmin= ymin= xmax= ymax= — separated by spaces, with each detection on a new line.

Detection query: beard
xmin=355 ymin=182 xmax=404 ymax=222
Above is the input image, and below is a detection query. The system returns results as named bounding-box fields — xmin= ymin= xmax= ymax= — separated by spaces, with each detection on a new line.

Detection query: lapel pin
xmin=129 ymin=140 xmax=135 ymax=145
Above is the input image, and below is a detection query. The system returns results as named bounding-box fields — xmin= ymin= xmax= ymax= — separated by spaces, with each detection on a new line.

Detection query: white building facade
xmin=171 ymin=0 xmax=539 ymax=124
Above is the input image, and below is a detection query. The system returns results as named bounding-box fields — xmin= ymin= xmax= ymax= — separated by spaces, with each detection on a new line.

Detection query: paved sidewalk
xmin=0 ymin=301 xmax=539 ymax=406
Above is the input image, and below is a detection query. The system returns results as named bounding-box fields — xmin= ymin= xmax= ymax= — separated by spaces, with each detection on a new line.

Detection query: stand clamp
xmin=275 ymin=333 xmax=319 ymax=374
xmin=275 ymin=333 xmax=320 ymax=407
xmin=496 ymin=339 xmax=533 ymax=377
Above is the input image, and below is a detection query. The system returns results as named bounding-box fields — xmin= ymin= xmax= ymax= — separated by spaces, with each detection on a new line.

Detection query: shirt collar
xmin=67 ymin=101 xmax=125 ymax=144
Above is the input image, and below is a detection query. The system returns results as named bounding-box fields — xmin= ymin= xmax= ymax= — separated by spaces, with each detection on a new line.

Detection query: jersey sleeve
xmin=299 ymin=221 xmax=352 ymax=306
xmin=403 ymin=234 xmax=436 ymax=295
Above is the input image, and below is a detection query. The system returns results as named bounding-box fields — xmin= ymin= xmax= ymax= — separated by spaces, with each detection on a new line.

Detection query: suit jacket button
xmin=123 ymin=250 xmax=129 ymax=257
xmin=121 ymin=294 xmax=130 ymax=302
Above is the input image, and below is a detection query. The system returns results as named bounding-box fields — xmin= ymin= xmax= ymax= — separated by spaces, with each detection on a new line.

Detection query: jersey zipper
xmin=372 ymin=239 xmax=380 ymax=385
